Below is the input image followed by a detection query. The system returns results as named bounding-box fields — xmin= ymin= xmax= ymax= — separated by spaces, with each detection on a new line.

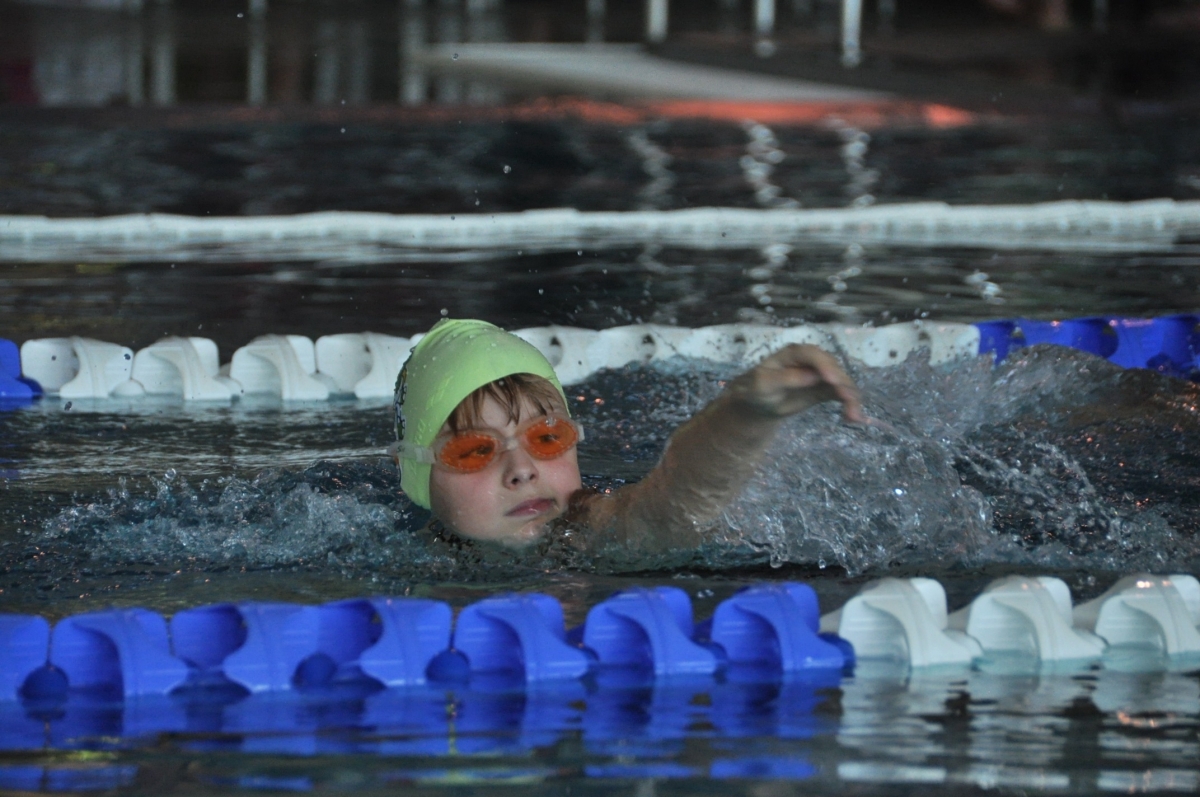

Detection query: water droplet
xmin=818 ymin=558 xmax=827 ymax=569
xmin=538 ymin=289 xmax=544 ymax=295
xmin=340 ymin=127 xmax=346 ymax=133
xmin=440 ymin=308 xmax=448 ymax=316
xmin=503 ymin=165 xmax=511 ymax=174
xmin=577 ymin=250 xmax=583 ymax=256
xmin=893 ymin=488 xmax=906 ymax=496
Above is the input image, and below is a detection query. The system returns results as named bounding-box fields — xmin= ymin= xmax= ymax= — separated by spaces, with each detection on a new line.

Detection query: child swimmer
xmin=393 ymin=319 xmax=864 ymax=555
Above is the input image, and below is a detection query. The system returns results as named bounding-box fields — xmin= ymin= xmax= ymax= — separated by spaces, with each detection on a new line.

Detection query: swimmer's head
xmin=393 ymin=319 xmax=581 ymax=546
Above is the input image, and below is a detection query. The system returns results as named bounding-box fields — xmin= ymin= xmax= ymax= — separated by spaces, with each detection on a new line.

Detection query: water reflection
xmin=4 ymin=665 xmax=1199 ymax=789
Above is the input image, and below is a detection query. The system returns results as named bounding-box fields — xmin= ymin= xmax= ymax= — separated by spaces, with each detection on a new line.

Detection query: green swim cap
xmin=393 ymin=318 xmax=567 ymax=509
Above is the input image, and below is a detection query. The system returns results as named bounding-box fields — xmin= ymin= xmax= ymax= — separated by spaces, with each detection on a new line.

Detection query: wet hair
xmin=445 ymin=373 xmax=566 ymax=433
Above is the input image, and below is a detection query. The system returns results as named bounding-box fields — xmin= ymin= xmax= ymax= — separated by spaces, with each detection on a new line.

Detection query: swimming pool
xmin=2 ymin=110 xmax=1200 ymax=794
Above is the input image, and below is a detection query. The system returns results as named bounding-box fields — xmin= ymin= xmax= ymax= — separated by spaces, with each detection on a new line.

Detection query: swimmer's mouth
xmin=506 ymin=498 xmax=556 ymax=518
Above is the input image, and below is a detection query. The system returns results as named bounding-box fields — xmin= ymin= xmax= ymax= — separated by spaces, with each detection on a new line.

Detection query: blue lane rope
xmin=1 ymin=583 xmax=844 ymax=705
xmin=2 ymin=575 xmax=1198 ymax=764
xmin=0 ymin=340 xmax=39 ymax=404
xmin=5 ymin=570 xmax=1199 ymax=709
xmin=975 ymin=314 xmax=1200 ymax=379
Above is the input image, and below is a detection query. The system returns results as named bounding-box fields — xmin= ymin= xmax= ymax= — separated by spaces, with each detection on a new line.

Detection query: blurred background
xmin=0 ymin=0 xmax=1198 ymax=349
xmin=1 ymin=0 xmax=1197 ymax=112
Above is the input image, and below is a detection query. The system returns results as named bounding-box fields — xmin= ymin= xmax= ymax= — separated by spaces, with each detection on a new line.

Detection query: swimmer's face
xmin=428 ymin=395 xmax=582 ymax=548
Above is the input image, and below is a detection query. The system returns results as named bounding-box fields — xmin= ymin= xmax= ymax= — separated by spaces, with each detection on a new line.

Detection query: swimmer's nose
xmin=501 ymin=446 xmax=539 ymax=488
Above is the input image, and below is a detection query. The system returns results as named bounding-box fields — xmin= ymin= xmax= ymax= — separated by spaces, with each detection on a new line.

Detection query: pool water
xmin=2 ymin=111 xmax=1200 ymax=794
xmin=3 ymin=345 xmax=1200 ymax=794
xmin=2 ymin=111 xmax=1198 ymax=353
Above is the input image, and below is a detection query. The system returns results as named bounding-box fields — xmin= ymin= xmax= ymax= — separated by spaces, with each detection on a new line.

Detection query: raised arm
xmin=574 ymin=344 xmax=864 ymax=554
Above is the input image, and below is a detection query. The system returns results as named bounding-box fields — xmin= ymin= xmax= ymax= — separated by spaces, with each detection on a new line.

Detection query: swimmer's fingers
xmin=801 ymin=352 xmax=865 ymax=424
xmin=742 ymin=345 xmax=865 ymax=422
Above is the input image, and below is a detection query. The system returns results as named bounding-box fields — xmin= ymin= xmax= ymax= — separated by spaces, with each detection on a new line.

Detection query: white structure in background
xmin=946 ymin=576 xmax=1106 ymax=663
xmin=13 ymin=0 xmax=1119 ymax=110
xmin=314 ymin=333 xmax=411 ymax=399
xmin=1074 ymin=574 xmax=1200 ymax=658
xmin=313 ymin=12 xmax=371 ymax=106
xmin=820 ymin=578 xmax=982 ymax=667
xmin=228 ymin=335 xmax=331 ymax=401
xmin=19 ymin=337 xmax=136 ymax=399
xmin=246 ymin=0 xmax=268 ymax=105
xmin=131 ymin=337 xmax=239 ymax=401
xmin=26 ymin=0 xmax=144 ymax=106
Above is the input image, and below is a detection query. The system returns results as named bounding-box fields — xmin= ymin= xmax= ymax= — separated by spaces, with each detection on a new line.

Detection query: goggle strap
xmin=396 ymin=441 xmax=437 ymax=465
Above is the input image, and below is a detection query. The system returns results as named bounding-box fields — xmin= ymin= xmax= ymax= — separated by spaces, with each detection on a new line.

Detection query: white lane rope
xmin=2 ymin=200 xmax=1198 ymax=264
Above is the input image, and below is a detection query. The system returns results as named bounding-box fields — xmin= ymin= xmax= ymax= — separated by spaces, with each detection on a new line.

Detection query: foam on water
xmin=17 ymin=344 xmax=1200 ymax=585
xmin=723 ymin=347 xmax=1200 ymax=575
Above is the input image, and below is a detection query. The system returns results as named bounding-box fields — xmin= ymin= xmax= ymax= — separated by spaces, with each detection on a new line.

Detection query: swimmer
xmin=393 ymin=319 xmax=864 ymax=555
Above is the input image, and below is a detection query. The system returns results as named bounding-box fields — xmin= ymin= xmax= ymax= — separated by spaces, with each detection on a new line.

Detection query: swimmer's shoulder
xmin=564 ymin=484 xmax=619 ymax=525
xmin=561 ymin=483 xmax=641 ymax=549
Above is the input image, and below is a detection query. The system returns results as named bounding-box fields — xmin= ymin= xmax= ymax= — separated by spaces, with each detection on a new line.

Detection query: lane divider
xmin=976 ymin=315 xmax=1200 ymax=379
xmin=1 ymin=315 xmax=1196 ymax=404
xmin=3 ymin=201 xmax=1198 ymax=264
xmin=4 ymin=574 xmax=1200 ymax=706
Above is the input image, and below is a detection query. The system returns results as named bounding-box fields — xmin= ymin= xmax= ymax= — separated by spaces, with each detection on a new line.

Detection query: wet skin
xmin=428 ymin=396 xmax=582 ymax=548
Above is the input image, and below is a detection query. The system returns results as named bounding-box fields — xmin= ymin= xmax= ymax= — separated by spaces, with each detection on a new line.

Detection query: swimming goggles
xmin=398 ymin=414 xmax=583 ymax=473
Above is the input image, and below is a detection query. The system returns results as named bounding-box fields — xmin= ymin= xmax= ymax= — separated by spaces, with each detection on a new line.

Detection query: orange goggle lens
xmin=434 ymin=418 xmax=579 ymax=473
xmin=436 ymin=432 xmax=500 ymax=473
xmin=522 ymin=417 xmax=579 ymax=460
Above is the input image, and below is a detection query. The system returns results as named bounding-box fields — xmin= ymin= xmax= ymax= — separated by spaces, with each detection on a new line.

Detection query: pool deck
xmin=410 ymin=43 xmax=892 ymax=104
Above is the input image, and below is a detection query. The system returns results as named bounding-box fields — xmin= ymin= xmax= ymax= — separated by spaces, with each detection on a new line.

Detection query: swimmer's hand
xmin=727 ymin=344 xmax=865 ymax=423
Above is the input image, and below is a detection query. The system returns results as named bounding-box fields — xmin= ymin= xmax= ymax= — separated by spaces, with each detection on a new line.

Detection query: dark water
xmin=4 ymin=245 xmax=1200 ymax=359
xmin=3 ymin=115 xmax=1199 ymax=218
xmin=4 ymin=345 xmax=1200 ymax=609
xmin=1 ymin=102 xmax=1200 ymax=794
xmin=3 ymin=113 xmax=1198 ymax=353
xmin=2 ymin=347 xmax=1200 ymax=794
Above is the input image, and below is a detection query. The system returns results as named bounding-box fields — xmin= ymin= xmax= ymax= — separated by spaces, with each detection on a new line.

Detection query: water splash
xmin=37 ymin=461 xmax=435 ymax=570
xmin=21 ymin=344 xmax=1200 ymax=581
xmin=721 ymin=346 xmax=1200 ymax=575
